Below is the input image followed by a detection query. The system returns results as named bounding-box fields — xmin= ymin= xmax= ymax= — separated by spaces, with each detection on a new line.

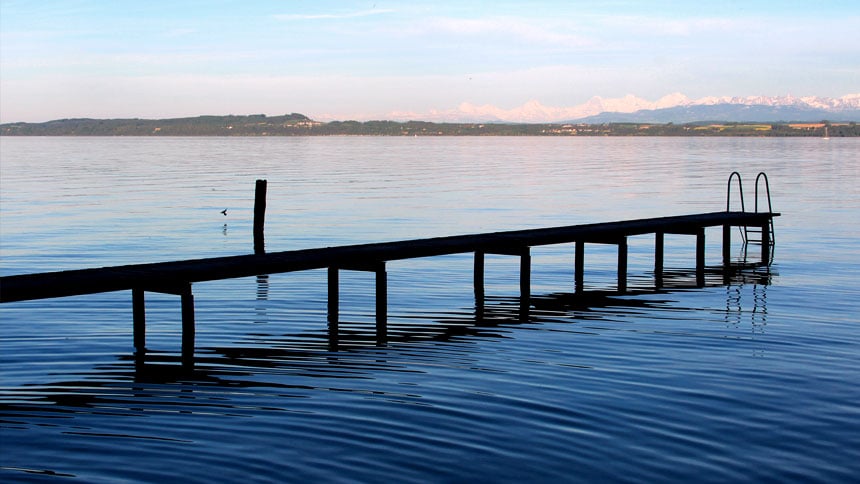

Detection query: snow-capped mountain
xmin=392 ymin=94 xmax=860 ymax=123
xmin=574 ymin=93 xmax=860 ymax=124
xmin=685 ymin=94 xmax=860 ymax=111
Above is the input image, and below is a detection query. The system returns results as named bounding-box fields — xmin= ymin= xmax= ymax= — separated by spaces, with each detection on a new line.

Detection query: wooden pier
xmin=0 ymin=210 xmax=778 ymax=368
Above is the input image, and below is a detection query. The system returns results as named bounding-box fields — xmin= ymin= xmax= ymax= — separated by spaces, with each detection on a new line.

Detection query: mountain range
xmin=396 ymin=94 xmax=860 ymax=123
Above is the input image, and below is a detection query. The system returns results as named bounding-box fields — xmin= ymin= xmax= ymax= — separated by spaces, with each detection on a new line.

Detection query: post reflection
xmin=130 ymin=261 xmax=773 ymax=374
xmin=4 ymin=261 xmax=778 ymax=427
xmin=255 ymin=274 xmax=269 ymax=324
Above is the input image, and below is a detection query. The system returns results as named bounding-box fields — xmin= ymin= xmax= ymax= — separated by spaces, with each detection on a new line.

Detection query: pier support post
xmin=722 ymin=224 xmax=732 ymax=283
xmin=181 ymin=285 xmax=195 ymax=369
xmin=474 ymin=251 xmax=485 ymax=315
xmin=328 ymin=267 xmax=339 ymax=324
xmin=131 ymin=283 xmax=195 ymax=368
xmin=327 ymin=267 xmax=339 ymax=344
xmin=696 ymin=227 xmax=706 ymax=287
xmin=575 ymin=240 xmax=585 ymax=294
xmin=331 ymin=262 xmax=387 ymax=345
xmin=474 ymin=251 xmax=485 ymax=300
xmin=253 ymin=179 xmax=267 ymax=255
xmin=478 ymin=247 xmax=530 ymax=318
xmin=761 ymin=221 xmax=771 ymax=263
xmin=133 ymin=288 xmax=146 ymax=353
xmin=520 ymin=248 xmax=530 ymax=303
xmin=654 ymin=232 xmax=664 ymax=289
xmin=520 ymin=247 xmax=531 ymax=319
xmin=376 ymin=264 xmax=387 ymax=345
xmin=617 ymin=237 xmax=628 ymax=293
xmin=327 ymin=267 xmax=340 ymax=350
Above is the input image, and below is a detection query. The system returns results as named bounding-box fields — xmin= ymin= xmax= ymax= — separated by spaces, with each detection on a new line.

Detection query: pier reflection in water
xmin=1 ymin=229 xmax=785 ymax=483
xmin=1 ymin=266 xmax=783 ymax=483
xmin=2 ymin=261 xmax=773 ymax=409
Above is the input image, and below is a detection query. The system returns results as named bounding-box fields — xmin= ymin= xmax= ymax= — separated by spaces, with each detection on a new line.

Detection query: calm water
xmin=1 ymin=136 xmax=858 ymax=483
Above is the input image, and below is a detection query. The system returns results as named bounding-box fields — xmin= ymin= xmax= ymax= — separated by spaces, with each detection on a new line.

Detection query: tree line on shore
xmin=2 ymin=113 xmax=857 ymax=137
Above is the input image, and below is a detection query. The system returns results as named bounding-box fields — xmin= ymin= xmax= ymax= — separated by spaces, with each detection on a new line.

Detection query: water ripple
xmin=2 ymin=137 xmax=859 ymax=482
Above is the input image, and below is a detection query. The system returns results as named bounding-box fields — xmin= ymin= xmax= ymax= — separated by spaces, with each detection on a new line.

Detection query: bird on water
xmin=221 ymin=209 xmax=227 ymax=216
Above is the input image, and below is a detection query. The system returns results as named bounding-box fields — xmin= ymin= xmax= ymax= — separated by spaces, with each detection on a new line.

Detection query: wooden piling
xmin=520 ymin=248 xmax=531 ymax=305
xmin=474 ymin=251 xmax=485 ymax=310
xmin=376 ymin=264 xmax=387 ymax=345
xmin=329 ymin=262 xmax=387 ymax=344
xmin=696 ymin=227 xmax=706 ymax=287
xmin=474 ymin=251 xmax=485 ymax=300
xmin=761 ymin=221 xmax=771 ymax=262
xmin=132 ymin=288 xmax=145 ymax=352
xmin=575 ymin=240 xmax=585 ymax=294
xmin=328 ymin=267 xmax=339 ymax=325
xmin=327 ymin=267 xmax=340 ymax=350
xmin=654 ymin=232 xmax=664 ymax=288
xmin=617 ymin=238 xmax=627 ymax=293
xmin=254 ymin=179 xmax=267 ymax=254
xmin=518 ymin=248 xmax=531 ymax=319
xmin=181 ymin=285 xmax=195 ymax=368
xmin=722 ymin=224 xmax=732 ymax=284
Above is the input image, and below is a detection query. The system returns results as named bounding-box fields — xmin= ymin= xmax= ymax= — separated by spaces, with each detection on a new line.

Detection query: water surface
xmin=1 ymin=137 xmax=859 ymax=482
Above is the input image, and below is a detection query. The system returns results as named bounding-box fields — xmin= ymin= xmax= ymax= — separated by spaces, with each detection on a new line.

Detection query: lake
xmin=1 ymin=136 xmax=858 ymax=482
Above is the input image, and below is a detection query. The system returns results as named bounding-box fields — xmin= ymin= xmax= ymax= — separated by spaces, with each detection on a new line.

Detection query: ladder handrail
xmin=727 ymin=171 xmax=745 ymax=212
xmin=726 ymin=171 xmax=775 ymax=250
xmin=754 ymin=171 xmax=775 ymax=246
xmin=754 ymin=172 xmax=773 ymax=214
xmin=727 ymin=171 xmax=747 ymax=242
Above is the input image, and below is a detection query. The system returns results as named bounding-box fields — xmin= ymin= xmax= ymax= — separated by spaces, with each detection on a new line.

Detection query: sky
xmin=1 ymin=0 xmax=858 ymax=123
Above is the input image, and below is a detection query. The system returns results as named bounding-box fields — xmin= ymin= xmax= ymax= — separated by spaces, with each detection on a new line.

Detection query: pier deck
xmin=0 ymin=210 xmax=779 ymax=367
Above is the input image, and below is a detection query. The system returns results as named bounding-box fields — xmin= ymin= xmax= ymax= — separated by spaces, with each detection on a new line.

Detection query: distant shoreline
xmin=2 ymin=114 xmax=857 ymax=137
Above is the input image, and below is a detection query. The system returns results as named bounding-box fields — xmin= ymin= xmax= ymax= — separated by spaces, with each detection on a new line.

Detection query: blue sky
xmin=1 ymin=0 xmax=858 ymax=122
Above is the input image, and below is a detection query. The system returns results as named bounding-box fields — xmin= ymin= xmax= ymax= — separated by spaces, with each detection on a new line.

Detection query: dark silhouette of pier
xmin=0 ymin=210 xmax=777 ymax=368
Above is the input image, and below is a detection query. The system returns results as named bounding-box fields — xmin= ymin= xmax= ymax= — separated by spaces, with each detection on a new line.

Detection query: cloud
xmin=600 ymin=15 xmax=746 ymax=36
xmin=422 ymin=16 xmax=592 ymax=46
xmin=273 ymin=9 xmax=395 ymax=21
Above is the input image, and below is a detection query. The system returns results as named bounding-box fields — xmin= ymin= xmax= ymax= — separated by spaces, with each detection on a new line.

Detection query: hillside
xmin=2 ymin=114 xmax=858 ymax=137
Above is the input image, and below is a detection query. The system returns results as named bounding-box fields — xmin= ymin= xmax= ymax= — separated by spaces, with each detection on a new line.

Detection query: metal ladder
xmin=727 ymin=171 xmax=775 ymax=246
